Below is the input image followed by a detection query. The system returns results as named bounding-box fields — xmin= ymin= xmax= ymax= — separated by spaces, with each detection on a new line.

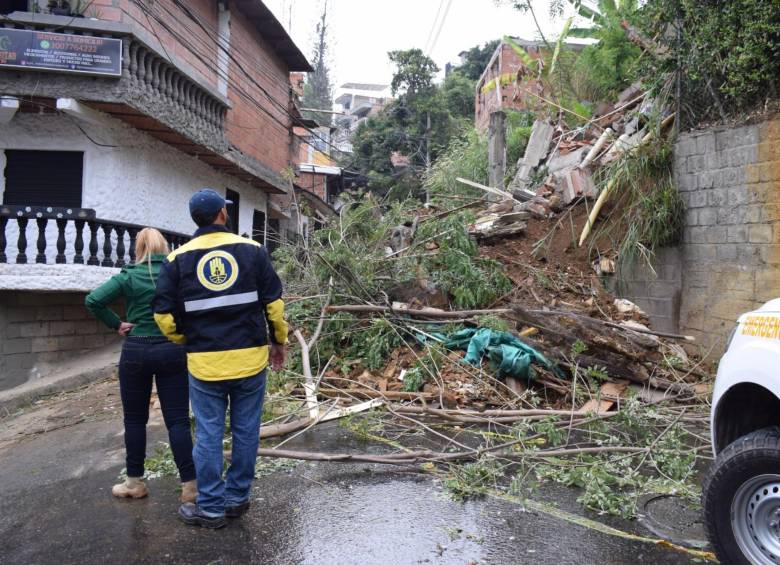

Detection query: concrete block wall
xmin=0 ymin=291 xmax=120 ymax=392
xmin=620 ymin=116 xmax=780 ymax=352
xmin=617 ymin=248 xmax=682 ymax=335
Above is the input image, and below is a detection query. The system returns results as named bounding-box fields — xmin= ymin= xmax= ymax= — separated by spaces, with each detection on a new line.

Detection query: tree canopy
xmin=456 ymin=39 xmax=500 ymax=81
xmin=388 ymin=49 xmax=440 ymax=97
xmin=301 ymin=1 xmax=333 ymax=126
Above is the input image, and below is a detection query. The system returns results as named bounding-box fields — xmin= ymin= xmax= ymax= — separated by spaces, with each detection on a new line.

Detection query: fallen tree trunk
xmin=511 ymin=306 xmax=661 ymax=365
xmin=326 ymin=304 xmax=513 ymax=319
xmin=252 ymin=444 xmax=648 ymax=466
xmin=316 ymin=388 xmax=437 ymax=401
xmin=531 ymin=309 xmax=695 ymax=342
xmin=261 ymin=417 xmax=312 ymax=439
xmin=393 ymin=405 xmax=612 ymax=418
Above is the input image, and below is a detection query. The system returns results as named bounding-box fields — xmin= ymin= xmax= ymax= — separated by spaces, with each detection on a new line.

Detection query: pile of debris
xmin=255 ymin=82 xmax=712 ymax=526
xmin=269 ymin=190 xmax=707 ymax=428
xmin=465 ymin=82 xmax=676 ymax=245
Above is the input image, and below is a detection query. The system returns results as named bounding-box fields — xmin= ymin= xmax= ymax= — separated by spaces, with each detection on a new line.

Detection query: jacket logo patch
xmin=196 ymin=250 xmax=239 ymax=292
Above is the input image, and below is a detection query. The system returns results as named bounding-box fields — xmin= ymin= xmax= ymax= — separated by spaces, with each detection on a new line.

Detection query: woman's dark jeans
xmin=118 ymin=337 xmax=195 ymax=481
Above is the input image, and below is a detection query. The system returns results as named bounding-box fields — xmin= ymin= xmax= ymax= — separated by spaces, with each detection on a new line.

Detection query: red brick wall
xmin=297 ymin=172 xmax=327 ymax=200
xmin=81 ymin=0 xmax=124 ymax=23
xmin=475 ymin=43 xmax=544 ymax=131
xmin=225 ymin=7 xmax=292 ymax=174
xmin=119 ymin=0 xmax=220 ymax=87
xmin=293 ymin=126 xmax=311 ymax=163
xmin=112 ymin=1 xmax=292 ymax=174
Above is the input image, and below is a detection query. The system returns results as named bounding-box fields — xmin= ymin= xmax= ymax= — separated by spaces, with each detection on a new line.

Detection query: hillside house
xmin=474 ymin=37 xmax=583 ymax=131
xmin=333 ymin=82 xmax=391 ymax=153
xmin=0 ymin=0 xmax=311 ymax=390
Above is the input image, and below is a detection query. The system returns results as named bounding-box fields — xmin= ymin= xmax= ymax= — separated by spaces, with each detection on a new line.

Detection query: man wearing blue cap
xmin=153 ymin=188 xmax=288 ymax=528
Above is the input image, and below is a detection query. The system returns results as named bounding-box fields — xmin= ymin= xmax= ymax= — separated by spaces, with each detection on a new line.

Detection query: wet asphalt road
xmin=0 ymin=391 xmax=705 ymax=564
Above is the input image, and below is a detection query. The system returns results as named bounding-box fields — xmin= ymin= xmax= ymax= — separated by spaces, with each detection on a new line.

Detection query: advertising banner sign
xmin=0 ymin=28 xmax=122 ymax=76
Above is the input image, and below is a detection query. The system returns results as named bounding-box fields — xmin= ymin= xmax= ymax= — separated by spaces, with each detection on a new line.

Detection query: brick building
xmin=474 ymin=38 xmax=582 ymax=131
xmin=0 ymin=1 xmax=311 ymax=390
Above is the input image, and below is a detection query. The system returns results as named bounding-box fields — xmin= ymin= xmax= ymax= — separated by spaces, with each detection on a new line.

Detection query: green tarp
xmin=442 ymin=328 xmax=553 ymax=381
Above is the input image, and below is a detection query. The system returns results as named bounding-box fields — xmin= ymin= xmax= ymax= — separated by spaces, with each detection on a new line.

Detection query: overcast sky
xmin=264 ymin=0 xmax=579 ymax=88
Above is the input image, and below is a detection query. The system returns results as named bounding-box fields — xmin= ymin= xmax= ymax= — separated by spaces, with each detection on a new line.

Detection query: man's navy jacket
xmin=153 ymin=224 xmax=288 ymax=381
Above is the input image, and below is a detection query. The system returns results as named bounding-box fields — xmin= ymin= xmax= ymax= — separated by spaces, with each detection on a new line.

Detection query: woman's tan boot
xmin=180 ymin=480 xmax=198 ymax=504
xmin=112 ymin=476 xmax=149 ymax=499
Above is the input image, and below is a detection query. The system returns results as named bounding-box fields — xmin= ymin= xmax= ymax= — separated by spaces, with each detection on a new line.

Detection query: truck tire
xmin=703 ymin=426 xmax=780 ymax=564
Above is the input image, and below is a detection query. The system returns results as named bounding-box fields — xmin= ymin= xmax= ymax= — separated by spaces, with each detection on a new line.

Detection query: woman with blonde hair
xmin=86 ymin=228 xmax=196 ymax=502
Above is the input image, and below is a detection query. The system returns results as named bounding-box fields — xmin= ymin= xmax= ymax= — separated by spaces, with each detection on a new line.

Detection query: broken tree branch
xmin=325 ymin=304 xmax=512 ymax=319
xmin=253 ymin=444 xmax=648 ymax=466
xmin=578 ymin=113 xmax=676 ymax=247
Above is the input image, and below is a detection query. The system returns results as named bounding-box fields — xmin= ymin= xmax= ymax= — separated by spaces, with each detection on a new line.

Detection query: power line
xmin=147 ymin=0 xmax=345 ymax=156
xmin=423 ymin=0 xmax=446 ymax=53
xmin=426 ymin=0 xmax=453 ymax=56
xmin=131 ymin=3 xmax=326 ymax=147
xmin=132 ymin=3 xmax=287 ymax=121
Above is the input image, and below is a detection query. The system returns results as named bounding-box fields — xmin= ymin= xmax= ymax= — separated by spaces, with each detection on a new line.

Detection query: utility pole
xmin=487 ymin=110 xmax=506 ymax=199
xmin=425 ymin=111 xmax=431 ymax=204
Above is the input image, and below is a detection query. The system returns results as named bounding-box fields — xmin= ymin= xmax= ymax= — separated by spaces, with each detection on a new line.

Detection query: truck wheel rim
xmin=732 ymin=474 xmax=780 ymax=564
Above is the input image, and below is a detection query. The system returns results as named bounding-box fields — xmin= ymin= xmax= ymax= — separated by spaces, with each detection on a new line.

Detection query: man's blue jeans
xmin=188 ymin=371 xmax=266 ymax=516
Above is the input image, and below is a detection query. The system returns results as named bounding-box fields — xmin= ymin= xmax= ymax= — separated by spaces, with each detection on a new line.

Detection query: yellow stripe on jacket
xmin=154 ymin=312 xmax=186 ymax=344
xmin=167 ymin=231 xmax=260 ymax=261
xmin=265 ymin=298 xmax=289 ymax=344
xmin=187 ymin=346 xmax=269 ymax=381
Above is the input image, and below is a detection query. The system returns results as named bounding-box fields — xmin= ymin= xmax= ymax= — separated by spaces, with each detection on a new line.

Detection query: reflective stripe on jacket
xmin=152 ymin=224 xmax=288 ymax=381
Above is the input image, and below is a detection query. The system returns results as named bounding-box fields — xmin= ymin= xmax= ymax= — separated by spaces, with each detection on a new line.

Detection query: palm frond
xmin=503 ymin=35 xmax=538 ymax=69
xmin=550 ymin=17 xmax=573 ymax=75
xmin=567 ymin=0 xmax=606 ymax=26
xmin=597 ymin=0 xmax=618 ymax=18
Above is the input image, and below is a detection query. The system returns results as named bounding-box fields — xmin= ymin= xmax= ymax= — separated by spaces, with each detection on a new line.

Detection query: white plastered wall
xmin=0 ymin=111 xmax=271 ymax=266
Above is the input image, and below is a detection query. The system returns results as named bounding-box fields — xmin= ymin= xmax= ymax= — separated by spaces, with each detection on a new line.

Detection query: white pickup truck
xmin=704 ymin=299 xmax=780 ymax=564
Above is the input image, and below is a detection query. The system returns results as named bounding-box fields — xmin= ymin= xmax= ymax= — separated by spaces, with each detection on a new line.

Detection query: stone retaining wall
xmin=0 ymin=291 xmax=121 ymax=392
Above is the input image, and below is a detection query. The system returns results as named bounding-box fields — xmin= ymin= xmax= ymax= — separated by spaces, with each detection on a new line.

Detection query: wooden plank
xmin=579 ymin=380 xmax=629 ymax=414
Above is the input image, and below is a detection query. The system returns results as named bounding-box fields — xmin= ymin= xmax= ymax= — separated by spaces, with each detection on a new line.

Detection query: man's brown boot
xmin=112 ymin=476 xmax=149 ymax=499
xmin=181 ymin=480 xmax=198 ymax=504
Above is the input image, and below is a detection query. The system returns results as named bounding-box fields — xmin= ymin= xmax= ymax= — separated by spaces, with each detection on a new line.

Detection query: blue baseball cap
xmin=189 ymin=188 xmax=232 ymax=223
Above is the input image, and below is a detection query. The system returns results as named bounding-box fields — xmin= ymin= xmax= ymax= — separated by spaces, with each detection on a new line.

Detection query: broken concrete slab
xmin=617 ymin=81 xmax=644 ymax=105
xmin=515 ymin=200 xmax=549 ymax=219
xmin=485 ymin=199 xmax=515 ymax=215
xmin=497 ymin=210 xmax=531 ymax=224
xmin=546 ymin=146 xmax=587 ymax=174
xmin=638 ymin=96 xmax=657 ymax=119
xmin=510 ymin=120 xmax=554 ymax=188
xmin=624 ymin=117 xmax=640 ymax=136
xmin=470 ymin=222 xmax=527 ymax=238
xmin=557 ymin=167 xmax=598 ymax=204
xmin=603 ymin=129 xmax=645 ymax=163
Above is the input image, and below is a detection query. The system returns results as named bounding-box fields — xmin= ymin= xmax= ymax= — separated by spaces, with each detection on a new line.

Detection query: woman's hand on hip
xmin=118 ymin=322 xmax=136 ymax=336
